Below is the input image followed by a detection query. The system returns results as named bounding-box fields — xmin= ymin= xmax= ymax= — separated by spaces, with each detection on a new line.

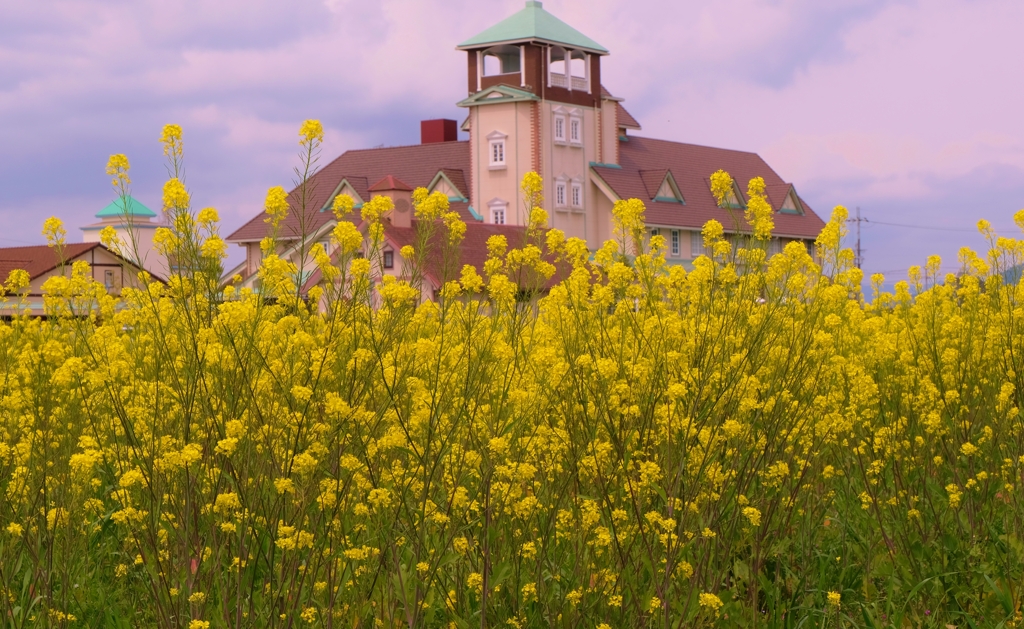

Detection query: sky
xmin=1 ymin=0 xmax=1022 ymax=282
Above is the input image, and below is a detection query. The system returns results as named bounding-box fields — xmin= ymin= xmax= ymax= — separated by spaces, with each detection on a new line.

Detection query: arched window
xmin=482 ymin=45 xmax=521 ymax=77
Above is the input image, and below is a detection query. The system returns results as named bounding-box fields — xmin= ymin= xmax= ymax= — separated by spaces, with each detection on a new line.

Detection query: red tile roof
xmin=617 ymin=102 xmax=641 ymax=130
xmin=596 ymin=136 xmax=826 ymax=238
xmin=369 ymin=175 xmax=413 ymax=192
xmin=439 ymin=168 xmax=469 ymax=198
xmin=227 ymin=141 xmax=475 ymax=242
xmin=382 ymin=220 xmax=536 ymax=287
xmin=0 ymin=243 xmax=102 ymax=281
xmin=639 ymin=169 xmax=668 ymax=199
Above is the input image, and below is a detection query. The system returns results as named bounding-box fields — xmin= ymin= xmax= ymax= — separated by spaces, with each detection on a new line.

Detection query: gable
xmin=427 ymin=171 xmax=468 ymax=202
xmin=457 ymin=84 xmax=540 ymax=107
xmin=654 ymin=172 xmax=685 ymax=204
xmin=321 ymin=178 xmax=365 ymax=214
xmin=711 ymin=180 xmax=745 ymax=209
xmin=780 ymin=189 xmax=803 ymax=214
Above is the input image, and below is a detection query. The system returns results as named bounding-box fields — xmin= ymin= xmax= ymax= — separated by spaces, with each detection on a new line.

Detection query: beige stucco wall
xmin=600 ymin=99 xmax=619 ymax=167
xmin=538 ymin=102 xmax=598 ymax=241
xmin=588 ymin=181 xmax=616 ymax=247
xmin=472 ymin=101 xmax=535 ymax=226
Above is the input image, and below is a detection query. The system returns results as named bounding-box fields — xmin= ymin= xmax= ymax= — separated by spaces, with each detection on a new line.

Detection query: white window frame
xmin=553 ymin=114 xmax=566 ymax=144
xmin=569 ymin=117 xmax=582 ymax=145
xmin=554 ymin=179 xmax=567 ymax=208
xmin=488 ymin=198 xmax=508 ymax=224
xmin=570 ymin=180 xmax=583 ymax=209
xmin=487 ymin=130 xmax=507 ymax=170
xmin=690 ymin=231 xmax=706 ymax=258
xmin=490 ymin=140 xmax=505 ymax=166
xmin=671 ymin=230 xmax=680 ymax=256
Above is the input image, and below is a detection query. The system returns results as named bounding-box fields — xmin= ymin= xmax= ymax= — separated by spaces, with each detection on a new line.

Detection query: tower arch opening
xmin=482 ymin=44 xmax=521 ymax=76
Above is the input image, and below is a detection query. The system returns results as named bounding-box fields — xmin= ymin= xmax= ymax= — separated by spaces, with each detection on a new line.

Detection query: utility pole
xmin=848 ymin=207 xmax=868 ymax=268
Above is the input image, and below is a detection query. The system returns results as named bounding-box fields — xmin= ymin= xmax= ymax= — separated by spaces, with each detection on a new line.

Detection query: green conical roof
xmin=458 ymin=1 xmax=608 ymax=54
xmin=96 ymin=195 xmax=157 ymax=219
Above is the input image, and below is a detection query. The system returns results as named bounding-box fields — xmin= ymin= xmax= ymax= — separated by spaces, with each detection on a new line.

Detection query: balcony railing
xmin=549 ymin=73 xmax=589 ymax=91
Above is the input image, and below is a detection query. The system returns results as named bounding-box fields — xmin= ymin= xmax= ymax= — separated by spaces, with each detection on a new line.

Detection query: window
xmin=555 ymin=181 xmax=567 ymax=208
xmin=671 ymin=230 xmax=680 ymax=256
xmin=650 ymin=228 xmax=660 ymax=239
xmin=569 ymin=118 xmax=581 ymax=145
xmin=553 ymin=115 xmax=566 ymax=143
xmin=691 ymin=231 xmax=706 ymax=258
xmin=383 ymin=250 xmax=394 ymax=269
xmin=571 ymin=182 xmax=583 ymax=209
xmin=104 ymin=270 xmax=115 ymax=289
xmin=490 ymin=139 xmax=505 ymax=166
xmin=491 ymin=206 xmax=506 ymax=224
xmin=768 ymin=238 xmax=784 ymax=257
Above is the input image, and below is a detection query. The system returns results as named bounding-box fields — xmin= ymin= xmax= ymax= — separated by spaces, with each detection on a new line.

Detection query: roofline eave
xmin=456 ymin=37 xmax=608 ymax=55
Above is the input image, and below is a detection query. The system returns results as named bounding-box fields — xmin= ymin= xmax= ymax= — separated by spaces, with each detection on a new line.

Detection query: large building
xmin=226 ymin=1 xmax=825 ymax=294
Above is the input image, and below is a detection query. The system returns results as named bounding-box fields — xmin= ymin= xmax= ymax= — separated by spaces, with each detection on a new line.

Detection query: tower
xmin=457 ymin=1 xmax=618 ymax=240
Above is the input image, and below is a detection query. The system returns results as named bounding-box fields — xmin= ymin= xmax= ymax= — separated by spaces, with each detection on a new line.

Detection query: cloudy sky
xmin=1 ymin=0 xmax=1022 ymax=280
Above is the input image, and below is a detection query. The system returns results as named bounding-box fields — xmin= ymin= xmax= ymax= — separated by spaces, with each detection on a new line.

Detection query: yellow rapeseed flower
xmin=299 ymin=119 xmax=324 ymax=145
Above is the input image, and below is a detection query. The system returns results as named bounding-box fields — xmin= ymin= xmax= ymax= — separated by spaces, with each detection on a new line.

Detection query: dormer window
xmin=779 ymin=189 xmax=804 ymax=215
xmin=487 ymin=130 xmax=507 ymax=169
xmin=719 ymin=183 xmax=745 ymax=209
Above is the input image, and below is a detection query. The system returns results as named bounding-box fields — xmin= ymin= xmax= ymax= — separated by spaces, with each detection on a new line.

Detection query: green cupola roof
xmin=458 ymin=1 xmax=608 ymax=54
xmin=96 ymin=195 xmax=157 ymax=219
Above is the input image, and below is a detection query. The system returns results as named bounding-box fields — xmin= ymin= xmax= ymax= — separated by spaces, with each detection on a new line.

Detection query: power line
xmin=865 ymin=219 xmax=1016 ymax=233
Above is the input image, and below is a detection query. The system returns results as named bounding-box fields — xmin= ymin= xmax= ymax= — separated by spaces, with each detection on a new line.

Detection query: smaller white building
xmin=81 ymin=195 xmax=167 ymax=276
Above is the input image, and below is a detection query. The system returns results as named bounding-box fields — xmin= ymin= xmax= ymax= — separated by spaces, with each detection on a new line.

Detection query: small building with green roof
xmin=81 ymin=195 xmax=166 ymax=276
xmin=93 ymin=196 xmax=158 ymax=219
xmin=457 ymin=0 xmax=608 ymax=55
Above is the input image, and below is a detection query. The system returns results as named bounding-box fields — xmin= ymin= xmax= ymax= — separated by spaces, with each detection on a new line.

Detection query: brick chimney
xmin=368 ymin=175 xmax=414 ymax=229
xmin=421 ymin=119 xmax=458 ymax=144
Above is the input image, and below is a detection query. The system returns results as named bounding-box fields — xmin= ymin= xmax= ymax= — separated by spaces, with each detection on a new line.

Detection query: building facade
xmin=226 ymin=1 xmax=826 ymax=295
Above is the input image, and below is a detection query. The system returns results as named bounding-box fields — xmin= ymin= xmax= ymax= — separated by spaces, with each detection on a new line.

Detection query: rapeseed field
xmin=2 ymin=123 xmax=1024 ymax=628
